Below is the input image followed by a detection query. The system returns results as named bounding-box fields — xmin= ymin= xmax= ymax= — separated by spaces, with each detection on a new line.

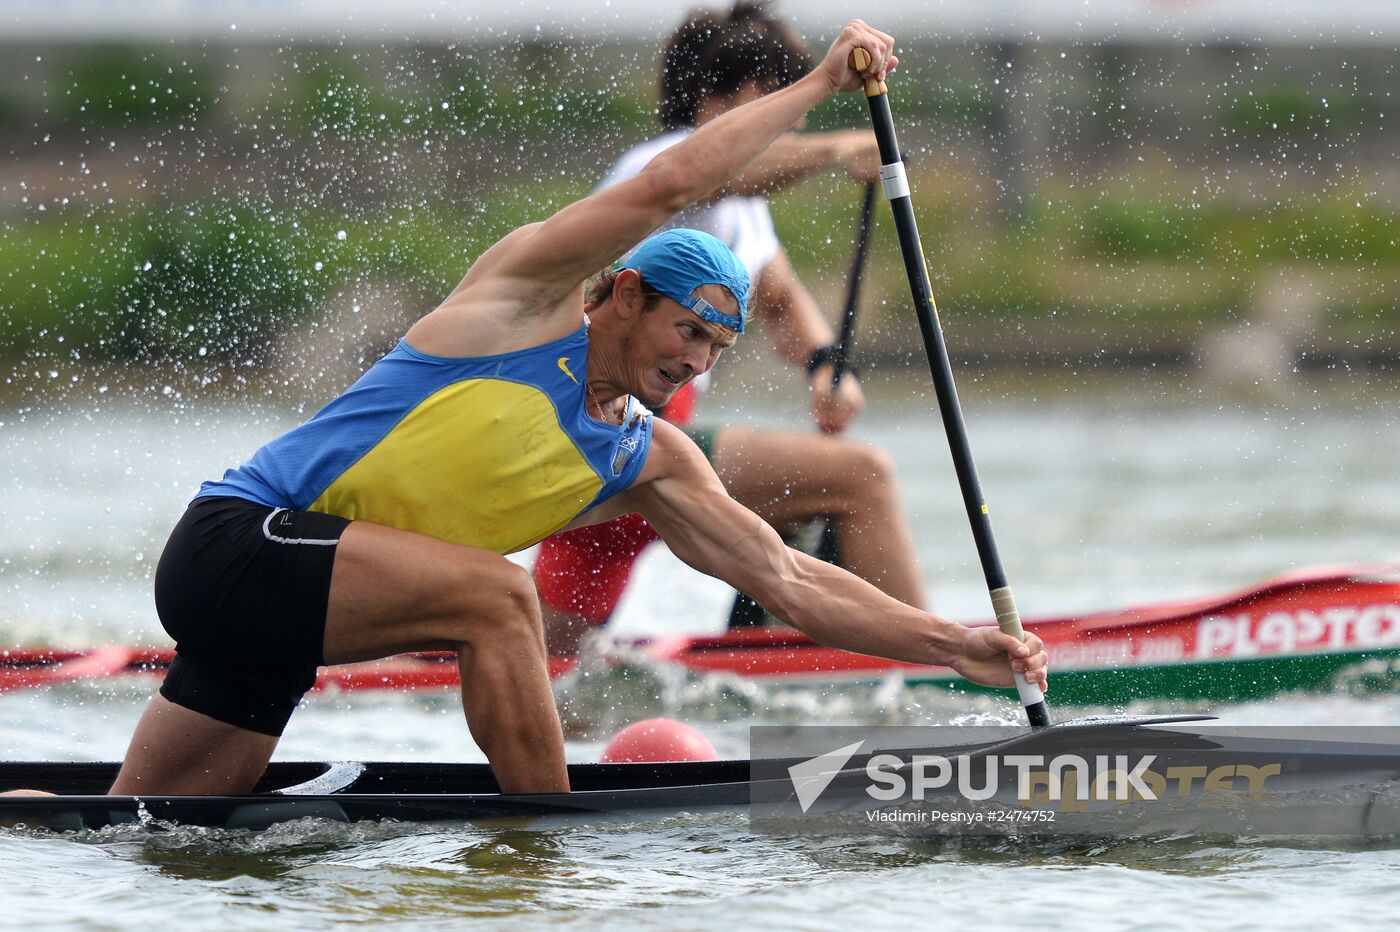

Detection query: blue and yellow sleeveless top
xmin=197 ymin=323 xmax=652 ymax=555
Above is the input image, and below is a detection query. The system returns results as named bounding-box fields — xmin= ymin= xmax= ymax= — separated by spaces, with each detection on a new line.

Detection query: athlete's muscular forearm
xmin=633 ymin=425 xmax=961 ymax=668
xmin=754 ymin=251 xmax=865 ymax=433
xmin=784 ymin=559 xmax=968 ymax=660
xmin=648 ymin=486 xmax=1046 ymax=688
xmin=719 ymin=520 xmax=952 ymax=664
xmin=693 ymin=516 xmax=1045 ymax=690
xmin=633 ymin=425 xmax=1046 ymax=691
xmin=754 ymin=250 xmax=834 ymax=368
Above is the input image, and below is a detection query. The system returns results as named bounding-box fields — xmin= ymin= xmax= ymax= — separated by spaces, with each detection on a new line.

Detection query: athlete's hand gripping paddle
xmin=849 ymin=47 xmax=1051 ymax=727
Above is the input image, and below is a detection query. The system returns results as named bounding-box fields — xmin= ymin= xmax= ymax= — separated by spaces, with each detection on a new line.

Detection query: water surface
xmin=2 ymin=369 xmax=1398 ymax=928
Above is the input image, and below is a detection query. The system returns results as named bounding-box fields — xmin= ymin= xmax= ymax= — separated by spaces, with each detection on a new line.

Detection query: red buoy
xmin=599 ymin=718 xmax=719 ymax=763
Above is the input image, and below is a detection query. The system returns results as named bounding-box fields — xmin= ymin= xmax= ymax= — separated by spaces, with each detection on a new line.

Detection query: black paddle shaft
xmin=855 ymin=57 xmax=1051 ymax=728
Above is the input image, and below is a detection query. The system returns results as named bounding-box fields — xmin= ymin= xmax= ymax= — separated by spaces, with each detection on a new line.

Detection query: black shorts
xmin=153 ymin=496 xmax=350 ymax=736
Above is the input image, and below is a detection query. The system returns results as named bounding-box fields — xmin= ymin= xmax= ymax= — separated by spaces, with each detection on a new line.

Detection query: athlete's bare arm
xmin=751 ymin=248 xmax=865 ymax=433
xmin=719 ymin=129 xmax=880 ymax=197
xmin=406 ymin=20 xmax=897 ymax=358
xmin=601 ymin=422 xmax=1049 ymax=690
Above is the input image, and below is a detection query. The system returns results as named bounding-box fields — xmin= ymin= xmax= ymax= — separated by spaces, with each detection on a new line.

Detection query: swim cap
xmin=621 ymin=228 xmax=749 ymax=333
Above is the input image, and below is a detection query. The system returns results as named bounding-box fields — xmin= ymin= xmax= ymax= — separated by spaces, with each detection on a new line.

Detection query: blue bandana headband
xmin=683 ymin=293 xmax=742 ymax=333
xmin=619 ymin=228 xmax=750 ymax=333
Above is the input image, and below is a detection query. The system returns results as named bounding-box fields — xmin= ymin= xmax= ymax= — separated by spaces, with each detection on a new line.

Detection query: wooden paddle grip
xmin=989 ymin=586 xmax=1026 ymax=641
xmin=848 ymin=48 xmax=887 ymax=98
xmin=992 ymin=584 xmax=1048 ymax=716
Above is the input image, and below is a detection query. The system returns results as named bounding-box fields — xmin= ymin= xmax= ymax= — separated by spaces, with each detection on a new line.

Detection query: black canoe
xmin=0 ymin=757 xmax=757 ymax=831
xmin=4 ymin=717 xmax=1400 ymax=837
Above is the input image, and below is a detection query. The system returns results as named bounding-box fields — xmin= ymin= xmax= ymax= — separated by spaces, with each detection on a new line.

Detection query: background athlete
xmin=535 ymin=1 xmax=928 ymax=652
xmin=110 ymin=21 xmax=1048 ymax=799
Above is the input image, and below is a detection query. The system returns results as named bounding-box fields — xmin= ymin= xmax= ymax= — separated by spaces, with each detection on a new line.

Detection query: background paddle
xmin=830 ymin=180 xmax=877 ymax=388
xmin=851 ymin=48 xmax=1051 ymax=727
xmin=727 ymin=180 xmax=877 ymax=628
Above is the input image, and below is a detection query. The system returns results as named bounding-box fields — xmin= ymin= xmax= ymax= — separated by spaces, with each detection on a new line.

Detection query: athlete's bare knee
xmin=496 ymin=561 xmax=543 ymax=626
xmin=818 ymin=440 xmax=896 ymax=500
xmin=450 ymin=558 xmax=542 ymax=646
xmin=845 ymin=442 xmax=894 ymax=482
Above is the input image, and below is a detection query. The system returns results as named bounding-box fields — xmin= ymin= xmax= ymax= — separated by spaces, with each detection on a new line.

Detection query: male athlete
xmin=111 ymin=21 xmax=1048 ymax=798
xmin=535 ymin=2 xmax=926 ymax=651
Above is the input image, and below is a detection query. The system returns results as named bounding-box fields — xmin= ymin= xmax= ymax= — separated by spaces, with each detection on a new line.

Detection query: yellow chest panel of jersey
xmin=310 ymin=378 xmax=603 ymax=554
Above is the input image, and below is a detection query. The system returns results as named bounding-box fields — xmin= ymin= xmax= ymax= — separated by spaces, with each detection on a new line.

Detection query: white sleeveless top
xmin=598 ymin=129 xmax=782 ymax=286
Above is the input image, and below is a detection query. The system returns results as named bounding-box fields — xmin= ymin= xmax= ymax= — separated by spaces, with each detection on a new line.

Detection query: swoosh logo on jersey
xmin=558 ymin=356 xmax=578 ymax=383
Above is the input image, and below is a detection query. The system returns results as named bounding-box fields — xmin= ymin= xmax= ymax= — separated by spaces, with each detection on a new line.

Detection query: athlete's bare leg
xmin=111 ymin=698 xmax=279 ymax=795
xmin=113 ymin=520 xmax=568 ymax=796
xmin=320 ymin=522 xmax=567 ymax=794
xmin=710 ymin=427 xmax=927 ymax=609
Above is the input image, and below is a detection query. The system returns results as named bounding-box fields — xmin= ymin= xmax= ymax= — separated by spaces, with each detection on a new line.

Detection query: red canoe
xmin=628 ymin=562 xmax=1400 ymax=705
xmin=4 ymin=563 xmax=1397 ymax=705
